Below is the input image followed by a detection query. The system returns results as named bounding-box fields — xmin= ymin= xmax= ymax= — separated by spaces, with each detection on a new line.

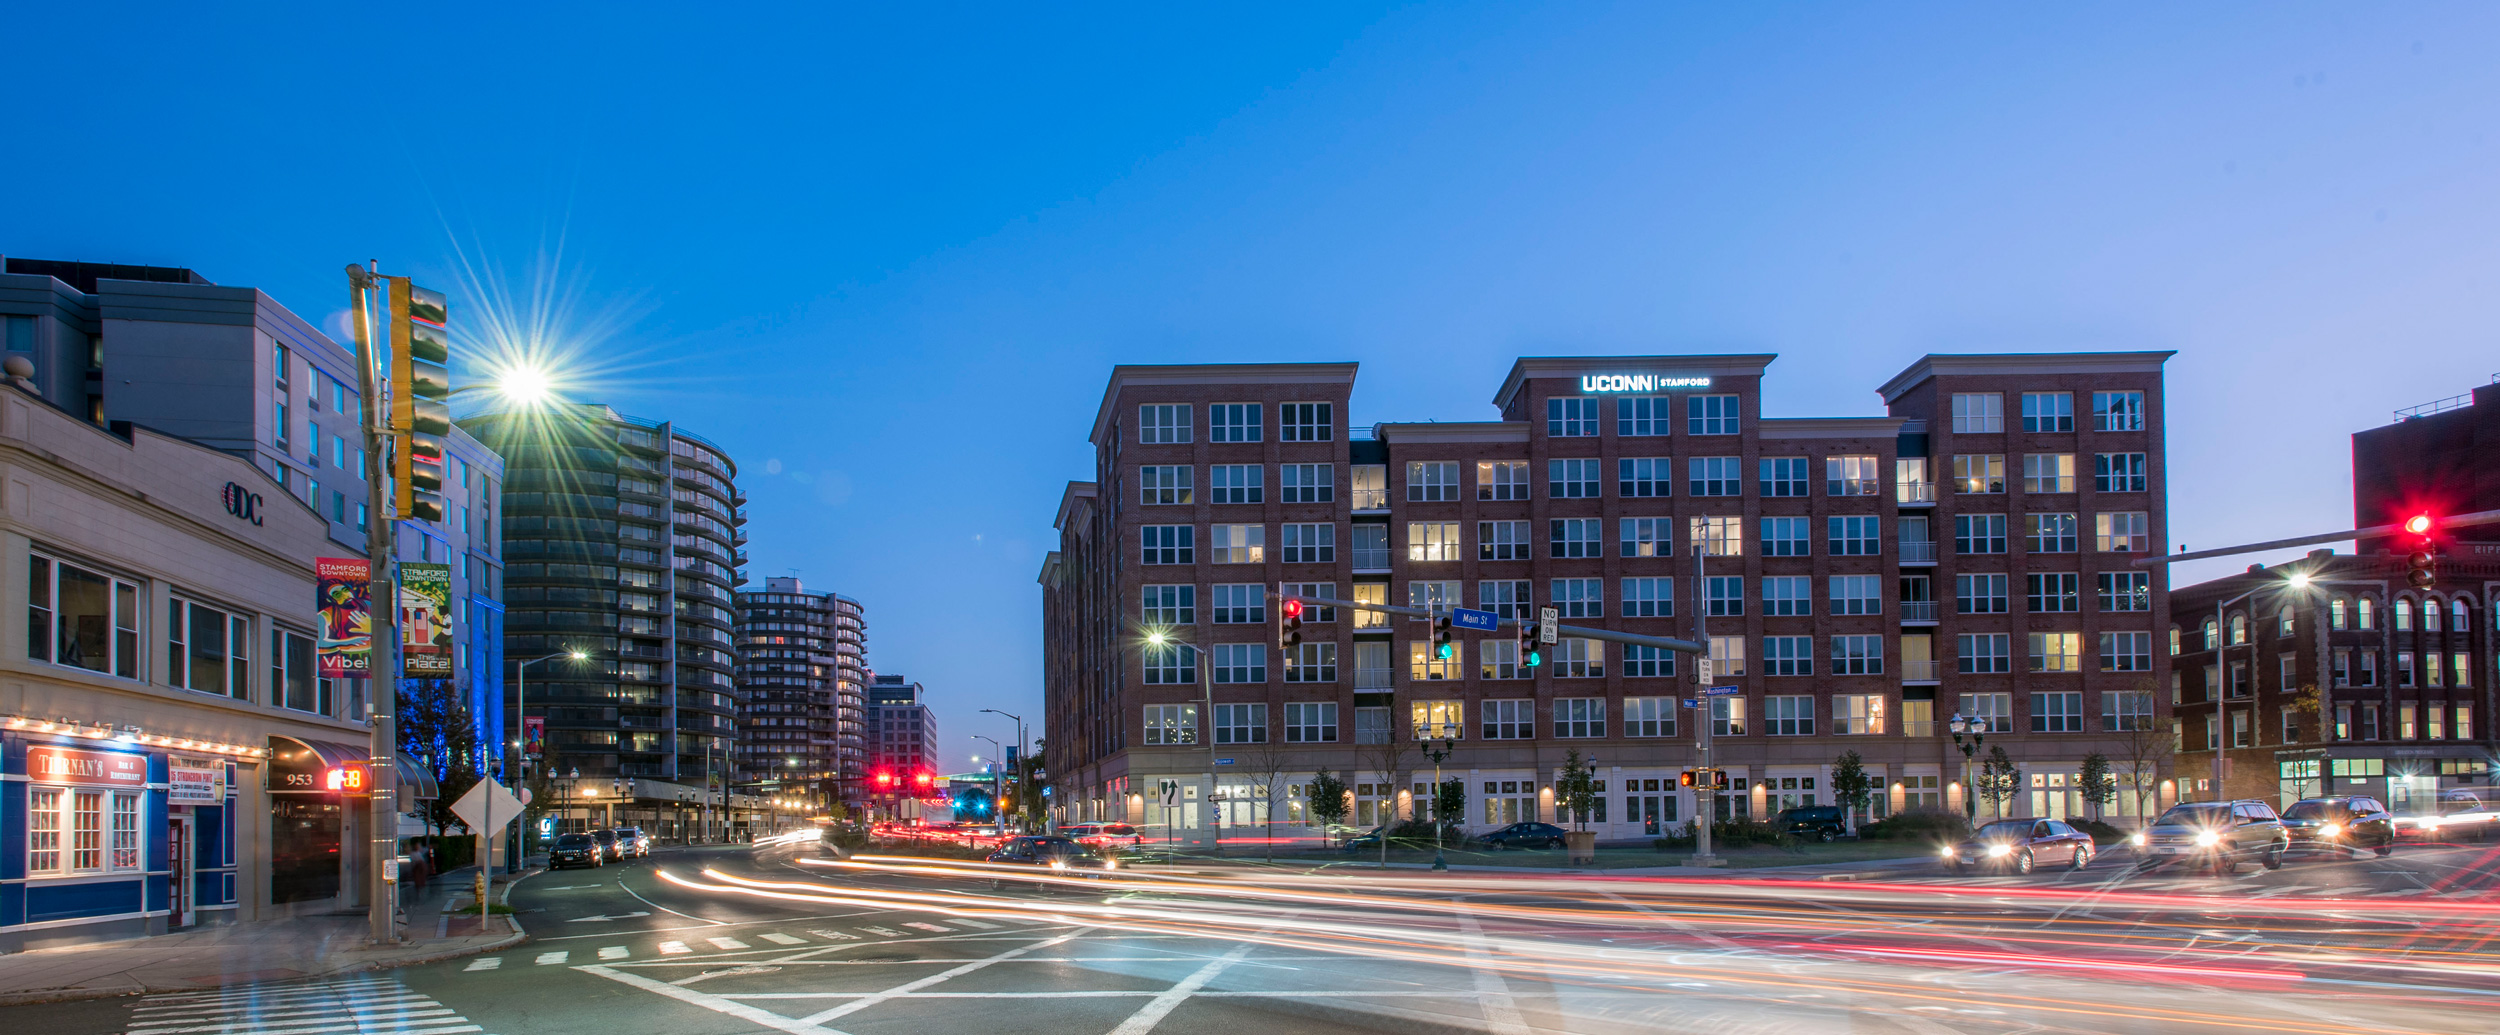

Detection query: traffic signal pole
xmin=347 ymin=265 xmax=402 ymax=945
xmin=1690 ymin=543 xmax=1719 ymax=868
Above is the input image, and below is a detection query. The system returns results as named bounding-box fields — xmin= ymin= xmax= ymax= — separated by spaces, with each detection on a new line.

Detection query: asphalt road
xmin=9 ymin=837 xmax=2499 ymax=1035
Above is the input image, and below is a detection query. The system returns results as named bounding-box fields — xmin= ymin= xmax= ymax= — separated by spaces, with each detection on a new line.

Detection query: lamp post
xmin=973 ymin=736 xmax=1005 ymax=836
xmin=2205 ymin=585 xmax=2268 ymax=801
xmin=1948 ymin=715 xmax=1985 ymax=822
xmin=1144 ymin=630 xmax=1217 ymax=854
xmin=981 ymin=708 xmax=1027 ymax=830
xmin=506 ymin=650 xmax=587 ymax=874
xmin=1416 ymin=723 xmax=1459 ymax=871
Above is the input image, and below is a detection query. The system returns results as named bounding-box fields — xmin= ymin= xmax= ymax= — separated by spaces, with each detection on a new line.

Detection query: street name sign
xmin=1448 ymin=607 xmax=1499 ymax=632
xmin=1702 ymin=685 xmax=1743 ymax=696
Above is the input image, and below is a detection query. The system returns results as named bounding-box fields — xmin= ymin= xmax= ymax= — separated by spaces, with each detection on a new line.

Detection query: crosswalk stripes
xmin=456 ymin=917 xmax=1075 ymax=975
xmin=810 ymin=929 xmax=861 ymax=940
xmin=949 ymin=918 xmax=1001 ymax=929
xmin=659 ymin=941 xmax=692 ymax=955
xmin=124 ymin=976 xmax=485 ymax=1035
xmin=861 ymin=926 xmax=902 ymax=936
xmin=536 ymin=951 xmax=570 ymax=965
xmin=462 ymin=957 xmax=502 ymax=972
xmin=707 ymin=937 xmax=750 ymax=950
xmin=758 ymin=933 xmax=806 ymax=945
xmin=599 ymin=946 xmax=632 ymax=960
xmin=902 ymin=922 xmax=952 ymax=932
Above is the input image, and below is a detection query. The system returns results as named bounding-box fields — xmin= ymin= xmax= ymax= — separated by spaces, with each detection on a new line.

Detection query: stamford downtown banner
xmin=400 ymin=562 xmax=453 ymax=676
xmin=316 ymin=557 xmax=372 ymax=678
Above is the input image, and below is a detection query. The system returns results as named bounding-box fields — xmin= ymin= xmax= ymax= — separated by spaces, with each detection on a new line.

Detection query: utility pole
xmin=347 ymin=265 xmax=402 ymax=945
xmin=1690 ymin=541 xmax=1719 ymax=867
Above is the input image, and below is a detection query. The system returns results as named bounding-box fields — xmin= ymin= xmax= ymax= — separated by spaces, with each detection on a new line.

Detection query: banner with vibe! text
xmin=316 ymin=557 xmax=371 ymax=678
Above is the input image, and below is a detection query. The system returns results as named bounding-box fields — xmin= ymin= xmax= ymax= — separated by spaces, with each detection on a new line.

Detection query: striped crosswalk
xmin=124 ymin=976 xmax=485 ymax=1035
xmin=461 ymin=916 xmax=1036 ymax=972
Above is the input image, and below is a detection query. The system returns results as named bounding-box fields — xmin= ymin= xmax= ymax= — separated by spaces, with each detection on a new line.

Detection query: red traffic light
xmin=914 ymin=772 xmax=933 ymax=787
xmin=1282 ymin=598 xmax=1303 ymax=619
xmin=2404 ymin=513 xmax=2434 ymax=537
xmin=875 ymin=772 xmax=894 ymax=787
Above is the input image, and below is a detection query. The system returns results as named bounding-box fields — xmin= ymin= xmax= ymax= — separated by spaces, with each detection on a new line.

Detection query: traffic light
xmin=915 ymin=772 xmax=934 ymax=789
xmin=1433 ymin=615 xmax=1454 ymax=660
xmin=2404 ymin=512 xmax=2438 ymax=588
xmin=1280 ymin=597 xmax=1304 ymax=651
xmin=387 ymin=278 xmax=451 ymax=523
xmin=1679 ymin=770 xmax=1697 ymax=788
xmin=1519 ymin=625 xmax=1542 ymax=669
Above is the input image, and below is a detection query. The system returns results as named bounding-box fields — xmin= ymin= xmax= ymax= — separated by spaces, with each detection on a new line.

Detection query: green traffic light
xmin=1435 ymin=641 xmax=1454 ymax=660
xmin=1525 ymin=651 xmax=1542 ymax=668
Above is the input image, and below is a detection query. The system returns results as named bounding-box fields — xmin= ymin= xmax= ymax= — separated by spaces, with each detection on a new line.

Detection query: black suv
xmin=2281 ymin=796 xmax=2395 ymax=857
xmin=550 ymin=833 xmax=604 ymax=870
xmin=1771 ymin=805 xmax=1848 ymax=842
xmin=2136 ymin=800 xmax=2290 ymax=874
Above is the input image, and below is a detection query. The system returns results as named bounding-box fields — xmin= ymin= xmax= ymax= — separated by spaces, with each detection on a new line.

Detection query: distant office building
xmin=868 ymin=673 xmax=937 ymax=779
xmin=458 ymin=403 xmax=745 ymax=839
xmin=733 ymin=578 xmax=867 ymax=810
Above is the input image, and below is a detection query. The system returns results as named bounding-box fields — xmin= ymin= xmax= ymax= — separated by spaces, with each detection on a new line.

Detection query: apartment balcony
xmin=1901 ymin=660 xmax=1943 ymax=683
xmin=1898 ymin=540 xmax=1937 ymax=565
xmin=1352 ymin=548 xmax=1392 ymax=572
xmin=1899 ymin=600 xmax=1940 ymax=624
xmin=1897 ymin=481 xmax=1937 ymax=507
xmin=1351 ymin=489 xmax=1390 ymax=513
xmin=1354 ymin=667 xmax=1395 ymax=690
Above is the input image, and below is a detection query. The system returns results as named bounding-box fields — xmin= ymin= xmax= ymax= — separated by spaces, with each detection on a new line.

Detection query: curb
xmin=0 ymin=870 xmax=544 ymax=1008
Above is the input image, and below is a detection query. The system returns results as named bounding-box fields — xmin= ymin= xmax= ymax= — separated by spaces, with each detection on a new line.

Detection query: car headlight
xmin=1986 ymin=843 xmax=2013 ymax=858
xmin=1104 ymin=857 xmax=1118 ymax=870
xmin=2128 ymin=832 xmax=2147 ymax=847
xmin=2419 ymin=818 xmax=2442 ymax=830
xmin=1940 ymin=846 xmax=1959 ymax=859
xmin=2316 ymin=823 xmax=2342 ymax=838
xmin=1049 ymin=859 xmax=1067 ymax=870
xmin=2193 ymin=831 xmax=2221 ymax=847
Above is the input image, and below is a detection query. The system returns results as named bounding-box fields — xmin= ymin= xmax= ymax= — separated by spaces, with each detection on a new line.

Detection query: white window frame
xmin=1546 ymin=397 xmax=1601 ymax=437
xmin=1209 ymin=524 xmax=1264 ymax=564
xmin=2093 ymin=391 xmax=2147 ymax=432
xmin=1950 ymin=392 xmax=2003 ymax=433
xmin=1138 ymin=404 xmax=1192 ymax=444
xmin=2095 ymin=512 xmax=2150 ymax=553
xmin=1620 ymin=577 xmax=1672 ymax=618
xmin=1208 ymin=464 xmax=1263 ymax=504
xmin=1625 ymin=697 xmax=1675 ymax=737
xmin=1688 ymin=456 xmax=1742 ymax=496
xmin=1765 ymin=695 xmax=1814 ymax=736
xmin=1476 ymin=461 xmax=1529 ymax=501
xmin=1212 ymin=701 xmax=1267 ymax=741
xmin=1478 ymin=520 xmax=1531 ymax=561
xmin=1406 ymin=461 xmax=1461 ymax=502
xmin=1280 ymin=402 xmax=1333 ymax=442
xmin=1554 ymin=698 xmax=1605 ymax=739
xmin=1761 ymin=516 xmax=1808 ymax=557
xmin=1551 ymin=578 xmax=1602 ymax=619
xmin=1281 ymin=523 xmax=1335 ymax=564
xmin=1406 ymin=522 xmax=1462 ymax=563
xmin=2021 ymin=392 xmax=2074 ymax=432
xmin=1762 ymin=576 xmax=1811 ymax=617
xmin=1284 ymin=701 xmax=1339 ymax=742
xmin=1618 ymin=458 xmax=1671 ymax=498
xmin=1139 ymin=465 xmax=1193 ymax=505
xmin=1550 ymin=518 xmax=1601 ymax=559
xmin=1548 ymin=458 xmax=1601 ymax=499
xmin=1552 ymin=637 xmax=1603 ymax=678
xmin=1209 ymin=402 xmax=1263 ymax=444
xmin=1829 ymin=575 xmax=1880 ymax=616
xmin=1144 ymin=703 xmax=1199 ymax=744
xmin=1140 ymin=525 xmax=1194 ymax=565
xmin=1620 ymin=517 xmax=1672 ymax=558
xmin=1688 ymin=394 xmax=1740 ymax=435
xmin=1762 ymin=635 xmax=1813 ymax=676
xmin=1141 ymin=584 xmax=1195 ymax=626
xmin=1211 ymin=584 xmax=1265 ymax=624
xmin=1832 ymin=635 xmax=1883 ymax=675
xmin=1280 ymin=463 xmax=1334 ymax=503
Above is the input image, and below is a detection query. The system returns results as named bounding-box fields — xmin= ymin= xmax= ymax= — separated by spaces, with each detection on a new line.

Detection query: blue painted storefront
xmin=0 ymin=737 xmax=238 ymax=950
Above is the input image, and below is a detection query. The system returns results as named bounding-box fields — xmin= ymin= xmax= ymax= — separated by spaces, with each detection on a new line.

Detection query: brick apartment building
xmin=2175 ymin=378 xmax=2499 ymax=808
xmin=1040 ymin=353 xmax=2182 ymax=841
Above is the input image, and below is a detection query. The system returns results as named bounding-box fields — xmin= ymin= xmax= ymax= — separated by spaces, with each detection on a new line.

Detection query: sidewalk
xmin=0 ymin=864 xmax=534 ymax=1006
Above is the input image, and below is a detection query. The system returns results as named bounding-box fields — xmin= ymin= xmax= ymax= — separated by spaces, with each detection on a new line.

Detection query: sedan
xmin=1941 ymin=818 xmax=2094 ymax=875
xmin=549 ymin=833 xmax=605 ymax=870
xmin=1478 ymin=822 xmax=1570 ymax=850
xmin=985 ymin=835 xmax=1119 ymax=888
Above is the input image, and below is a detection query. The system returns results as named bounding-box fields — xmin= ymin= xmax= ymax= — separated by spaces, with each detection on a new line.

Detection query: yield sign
xmin=450 ymin=777 xmax=525 ymax=834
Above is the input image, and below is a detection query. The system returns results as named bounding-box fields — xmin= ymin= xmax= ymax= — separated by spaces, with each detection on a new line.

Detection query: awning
xmin=267 ymin=735 xmax=438 ymax=800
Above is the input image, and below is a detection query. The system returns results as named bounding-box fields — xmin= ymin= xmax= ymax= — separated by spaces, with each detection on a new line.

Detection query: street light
xmin=1143 ymin=629 xmax=1218 ymax=854
xmin=1416 ymin=723 xmax=1460 ymax=871
xmin=981 ymin=708 xmax=1027 ymax=830
xmin=972 ymin=735 xmax=1005 ymax=836
xmin=506 ymin=650 xmax=588 ymax=874
xmin=1948 ymin=714 xmax=1985 ymax=822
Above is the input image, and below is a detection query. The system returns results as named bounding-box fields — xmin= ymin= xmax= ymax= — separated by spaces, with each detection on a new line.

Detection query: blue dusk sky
xmin=6 ymin=4 xmax=2497 ymax=765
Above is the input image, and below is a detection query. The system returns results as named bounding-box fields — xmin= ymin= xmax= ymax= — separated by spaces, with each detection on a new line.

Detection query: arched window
xmin=2357 ymin=597 xmax=2375 ymax=630
xmin=2168 ymin=626 xmax=2182 ymax=655
xmin=2203 ymin=619 xmax=2219 ymax=650
xmin=2330 ymin=598 xmax=2348 ymax=630
xmin=2229 ymin=614 xmax=2248 ymax=645
xmin=2454 ymin=598 xmax=2471 ymax=631
xmin=2394 ymin=597 xmax=2414 ymax=631
xmin=2277 ymin=606 xmax=2295 ymax=638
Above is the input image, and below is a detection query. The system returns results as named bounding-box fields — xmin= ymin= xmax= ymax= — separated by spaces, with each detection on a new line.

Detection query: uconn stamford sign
xmin=1578 ymin=374 xmax=1713 ymax=392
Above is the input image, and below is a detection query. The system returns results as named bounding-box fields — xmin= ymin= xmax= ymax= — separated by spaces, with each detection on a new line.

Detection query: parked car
xmin=550 ymin=832 xmax=605 ymax=870
xmin=1940 ymin=818 xmax=2094 ymax=875
xmin=1771 ymin=805 xmax=1849 ymax=843
xmin=613 ymin=827 xmax=652 ymax=859
xmin=589 ymin=828 xmax=624 ymax=862
xmin=2280 ymin=797 xmax=2395 ymax=857
xmin=2131 ymin=800 xmax=2289 ymax=873
xmin=1478 ymin=821 xmax=1570 ymax=850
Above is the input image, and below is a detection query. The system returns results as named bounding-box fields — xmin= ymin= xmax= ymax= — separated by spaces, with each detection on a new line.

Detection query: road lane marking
xmin=600 ymin=946 xmax=632 ymax=959
xmin=620 ymin=873 xmax=731 ymax=926
xmin=1106 ymin=941 xmax=1258 ymax=1035
xmin=463 ymin=957 xmax=502 ymax=971
xmin=861 ymin=926 xmax=902 ymax=936
xmin=949 ymin=918 xmax=1000 ymax=929
xmin=537 ymin=951 xmax=571 ymax=965
xmin=809 ymin=929 xmax=860 ymax=940
xmin=708 ymin=937 xmax=751 ymax=950
xmin=659 ymin=941 xmax=692 ymax=954
xmin=1456 ymin=912 xmax=1533 ymax=1035
xmin=795 ymin=932 xmax=1087 ymax=1026
xmin=577 ymin=965 xmax=841 ymax=1035
xmin=903 ymin=922 xmax=952 ymax=932
xmin=760 ymin=933 xmax=808 ymax=945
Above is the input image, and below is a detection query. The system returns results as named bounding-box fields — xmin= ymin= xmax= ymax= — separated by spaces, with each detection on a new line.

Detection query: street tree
xmin=1435 ymin=777 xmax=1467 ymax=836
xmin=1306 ymin=769 xmax=1351 ymax=845
xmin=1977 ymin=744 xmax=2022 ymax=820
xmin=1830 ymin=750 xmax=1875 ymax=832
xmin=1556 ymin=749 xmax=1599 ymax=831
xmin=396 ymin=677 xmax=480 ymax=841
xmin=1362 ymin=735 xmax=1411 ymax=866
xmin=2113 ymin=679 xmax=2175 ymax=824
xmin=2078 ymin=753 xmax=2117 ymax=822
xmin=1243 ymin=735 xmax=1295 ymax=862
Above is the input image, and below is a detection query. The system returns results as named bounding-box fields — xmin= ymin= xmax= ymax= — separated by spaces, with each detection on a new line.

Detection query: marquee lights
xmin=1 ymin=715 xmax=267 ymax=757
